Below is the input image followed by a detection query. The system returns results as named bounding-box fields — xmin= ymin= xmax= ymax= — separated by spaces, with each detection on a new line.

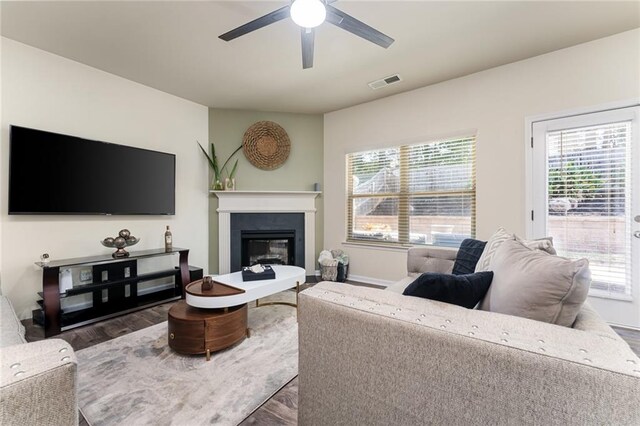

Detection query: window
xmin=547 ymin=122 xmax=631 ymax=296
xmin=346 ymin=136 xmax=476 ymax=247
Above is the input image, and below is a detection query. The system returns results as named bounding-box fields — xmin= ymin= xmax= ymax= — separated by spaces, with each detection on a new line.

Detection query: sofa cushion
xmin=403 ymin=272 xmax=494 ymax=309
xmin=452 ymin=239 xmax=487 ymax=275
xmin=475 ymin=228 xmax=556 ymax=272
xmin=479 ymin=239 xmax=591 ymax=327
xmin=386 ymin=276 xmax=415 ymax=294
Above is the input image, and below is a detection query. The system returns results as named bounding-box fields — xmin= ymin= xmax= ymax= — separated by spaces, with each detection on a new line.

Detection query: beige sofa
xmin=0 ymin=295 xmax=78 ymax=426
xmin=298 ymin=246 xmax=640 ymax=425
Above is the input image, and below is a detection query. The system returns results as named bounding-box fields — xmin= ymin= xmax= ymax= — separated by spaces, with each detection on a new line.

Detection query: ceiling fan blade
xmin=326 ymin=5 xmax=394 ymax=48
xmin=301 ymin=28 xmax=315 ymax=69
xmin=219 ymin=5 xmax=290 ymax=42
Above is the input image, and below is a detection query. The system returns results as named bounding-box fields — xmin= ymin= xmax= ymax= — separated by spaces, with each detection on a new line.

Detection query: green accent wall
xmin=208 ymin=108 xmax=324 ymax=273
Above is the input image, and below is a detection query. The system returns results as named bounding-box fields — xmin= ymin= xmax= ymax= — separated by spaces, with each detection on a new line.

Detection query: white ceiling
xmin=1 ymin=1 xmax=639 ymax=114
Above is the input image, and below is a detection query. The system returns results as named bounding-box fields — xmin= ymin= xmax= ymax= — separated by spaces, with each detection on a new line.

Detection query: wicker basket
xmin=320 ymin=264 xmax=338 ymax=281
xmin=320 ymin=262 xmax=349 ymax=282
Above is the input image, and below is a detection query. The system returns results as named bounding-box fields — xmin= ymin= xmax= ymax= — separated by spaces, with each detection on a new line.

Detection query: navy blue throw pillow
xmin=402 ymin=272 xmax=494 ymax=309
xmin=452 ymin=238 xmax=487 ymax=275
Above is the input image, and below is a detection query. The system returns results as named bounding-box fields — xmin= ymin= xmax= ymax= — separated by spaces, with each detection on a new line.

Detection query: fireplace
xmin=230 ymin=212 xmax=305 ymax=272
xmin=213 ymin=191 xmax=321 ymax=275
xmin=241 ymin=230 xmax=295 ymax=266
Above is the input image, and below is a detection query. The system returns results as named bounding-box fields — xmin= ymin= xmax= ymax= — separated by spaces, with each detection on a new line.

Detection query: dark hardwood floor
xmin=239 ymin=377 xmax=299 ymax=426
xmin=23 ymin=302 xmax=173 ymax=350
xmin=22 ymin=288 xmax=640 ymax=426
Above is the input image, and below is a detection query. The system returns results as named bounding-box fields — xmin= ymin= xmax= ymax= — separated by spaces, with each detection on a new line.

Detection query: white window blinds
xmin=346 ymin=136 xmax=476 ymax=247
xmin=546 ymin=121 xmax=632 ymax=296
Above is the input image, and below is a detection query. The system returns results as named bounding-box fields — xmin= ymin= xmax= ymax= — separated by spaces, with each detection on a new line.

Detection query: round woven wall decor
xmin=242 ymin=121 xmax=291 ymax=170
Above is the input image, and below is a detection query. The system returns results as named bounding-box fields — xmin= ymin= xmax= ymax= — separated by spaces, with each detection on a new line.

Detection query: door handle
xmin=634 ymin=231 xmax=640 ymax=239
xmin=635 ymin=215 xmax=640 ymax=223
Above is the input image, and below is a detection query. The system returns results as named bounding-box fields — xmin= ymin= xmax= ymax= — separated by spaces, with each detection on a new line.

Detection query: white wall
xmin=324 ymin=29 xmax=640 ymax=283
xmin=1 ymin=38 xmax=210 ymax=318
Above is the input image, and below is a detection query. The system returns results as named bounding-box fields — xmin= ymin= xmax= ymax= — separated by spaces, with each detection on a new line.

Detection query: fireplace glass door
xmin=241 ymin=231 xmax=295 ymax=266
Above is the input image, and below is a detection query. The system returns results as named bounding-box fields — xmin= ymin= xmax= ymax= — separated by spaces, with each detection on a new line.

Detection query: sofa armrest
xmin=299 ymin=283 xmax=640 ymax=426
xmin=572 ymin=302 xmax=622 ymax=340
xmin=406 ymin=246 xmax=457 ymax=275
xmin=1 ymin=339 xmax=78 ymax=426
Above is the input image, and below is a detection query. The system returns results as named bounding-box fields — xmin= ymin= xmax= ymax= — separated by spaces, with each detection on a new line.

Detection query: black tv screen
xmin=9 ymin=126 xmax=176 ymax=215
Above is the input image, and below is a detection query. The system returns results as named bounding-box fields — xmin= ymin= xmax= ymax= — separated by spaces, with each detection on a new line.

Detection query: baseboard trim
xmin=347 ymin=274 xmax=394 ymax=288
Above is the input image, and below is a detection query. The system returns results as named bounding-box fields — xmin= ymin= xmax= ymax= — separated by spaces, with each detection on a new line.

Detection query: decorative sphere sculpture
xmin=101 ymin=229 xmax=140 ymax=258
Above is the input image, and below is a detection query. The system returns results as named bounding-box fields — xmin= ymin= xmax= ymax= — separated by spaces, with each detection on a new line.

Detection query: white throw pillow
xmin=517 ymin=235 xmax=557 ymax=256
xmin=479 ymin=239 xmax=591 ymax=327
xmin=475 ymin=228 xmax=556 ymax=272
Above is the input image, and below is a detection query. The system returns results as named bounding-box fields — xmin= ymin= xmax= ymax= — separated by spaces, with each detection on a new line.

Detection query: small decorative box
xmin=241 ymin=265 xmax=276 ymax=281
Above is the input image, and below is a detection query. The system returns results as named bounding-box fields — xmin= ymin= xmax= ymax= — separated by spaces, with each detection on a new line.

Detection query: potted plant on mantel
xmin=197 ymin=141 xmax=241 ymax=190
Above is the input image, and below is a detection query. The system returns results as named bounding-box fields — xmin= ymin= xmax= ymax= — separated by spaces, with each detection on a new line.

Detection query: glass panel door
xmin=532 ymin=106 xmax=640 ymax=328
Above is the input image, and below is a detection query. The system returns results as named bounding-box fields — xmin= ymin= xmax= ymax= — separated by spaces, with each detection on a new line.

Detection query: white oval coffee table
xmin=185 ymin=265 xmax=306 ymax=309
xmin=174 ymin=265 xmax=305 ymax=361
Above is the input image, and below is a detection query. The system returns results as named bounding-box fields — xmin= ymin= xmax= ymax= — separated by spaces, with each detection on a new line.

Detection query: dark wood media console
xmin=35 ymin=247 xmax=194 ymax=337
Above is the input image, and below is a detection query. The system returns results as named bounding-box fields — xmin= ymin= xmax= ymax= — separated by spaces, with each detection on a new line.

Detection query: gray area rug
xmin=76 ymin=292 xmax=298 ymax=426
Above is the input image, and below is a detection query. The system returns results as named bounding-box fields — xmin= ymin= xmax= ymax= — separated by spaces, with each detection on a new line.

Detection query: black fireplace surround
xmin=230 ymin=213 xmax=305 ymax=272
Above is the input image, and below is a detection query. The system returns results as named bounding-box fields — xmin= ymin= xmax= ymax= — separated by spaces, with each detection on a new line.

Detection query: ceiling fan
xmin=219 ymin=0 xmax=394 ymax=69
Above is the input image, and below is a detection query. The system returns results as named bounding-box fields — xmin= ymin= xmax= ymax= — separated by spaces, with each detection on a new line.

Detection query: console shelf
xmin=35 ymin=247 xmax=192 ymax=337
xmin=59 ymin=288 xmax=180 ymax=329
xmin=63 ymin=268 xmax=178 ymax=296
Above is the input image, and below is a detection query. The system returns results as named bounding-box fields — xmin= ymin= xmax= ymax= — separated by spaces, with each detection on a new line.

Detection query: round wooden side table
xmin=168 ymin=279 xmax=249 ymax=361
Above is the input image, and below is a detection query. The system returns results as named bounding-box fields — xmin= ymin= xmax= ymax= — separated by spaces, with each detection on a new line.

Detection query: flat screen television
xmin=9 ymin=125 xmax=176 ymax=215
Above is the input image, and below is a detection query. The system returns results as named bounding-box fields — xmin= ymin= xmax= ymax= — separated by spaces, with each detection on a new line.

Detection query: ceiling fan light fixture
xmin=290 ymin=0 xmax=326 ymax=29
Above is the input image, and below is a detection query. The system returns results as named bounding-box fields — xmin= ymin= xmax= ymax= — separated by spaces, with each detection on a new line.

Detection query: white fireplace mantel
xmin=211 ymin=191 xmax=321 ymax=274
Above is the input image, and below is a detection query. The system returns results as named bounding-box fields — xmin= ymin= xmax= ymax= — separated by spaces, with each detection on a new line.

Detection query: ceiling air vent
xmin=368 ymin=74 xmax=402 ymax=90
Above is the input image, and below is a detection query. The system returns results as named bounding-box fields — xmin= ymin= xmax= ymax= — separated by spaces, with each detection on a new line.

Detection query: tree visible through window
xmin=346 ymin=136 xmax=476 ymax=247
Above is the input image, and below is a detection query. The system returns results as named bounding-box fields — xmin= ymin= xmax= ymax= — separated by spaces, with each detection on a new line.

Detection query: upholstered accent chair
xmin=1 ymin=295 xmax=78 ymax=426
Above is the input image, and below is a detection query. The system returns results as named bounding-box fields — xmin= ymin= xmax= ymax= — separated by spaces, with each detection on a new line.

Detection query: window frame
xmin=346 ymin=136 xmax=477 ymax=247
